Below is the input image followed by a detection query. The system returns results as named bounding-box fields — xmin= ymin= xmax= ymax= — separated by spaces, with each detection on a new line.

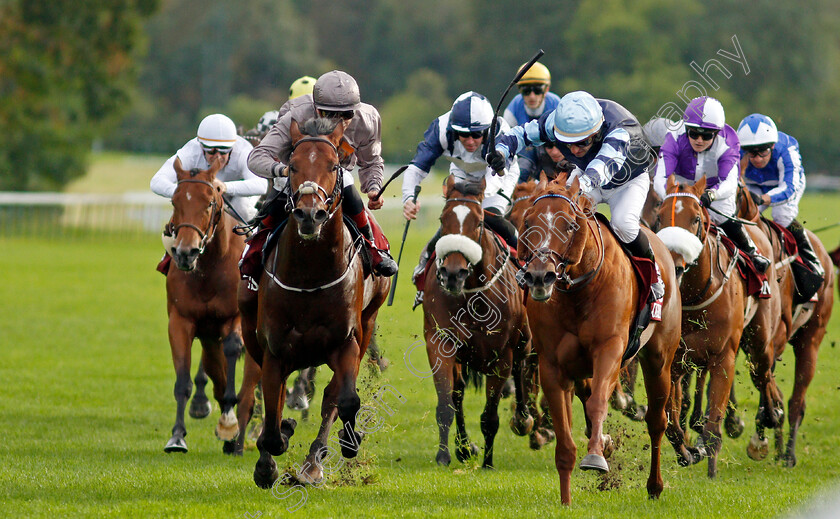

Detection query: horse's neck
xmin=567 ymin=220 xmax=602 ymax=279
xmin=280 ymin=211 xmax=348 ymax=276
xmin=466 ymin=229 xmax=503 ymax=289
xmin=197 ymin=213 xmax=231 ymax=268
xmin=683 ymin=232 xmax=721 ymax=296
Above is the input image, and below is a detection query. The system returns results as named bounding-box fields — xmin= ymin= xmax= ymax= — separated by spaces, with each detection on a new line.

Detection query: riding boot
xmin=719 ymin=219 xmax=771 ymax=273
xmin=412 ymin=229 xmax=441 ymax=310
xmin=788 ymin=220 xmax=825 ymax=278
xmin=359 ymin=223 xmax=398 ymax=277
xmin=625 ymin=231 xmax=664 ymax=302
xmin=484 ymin=209 xmax=518 ymax=249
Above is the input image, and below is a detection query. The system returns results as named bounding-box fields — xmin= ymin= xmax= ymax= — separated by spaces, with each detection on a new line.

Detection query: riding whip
xmin=387 ymin=184 xmax=421 ymax=306
xmin=371 ymin=165 xmax=409 ymax=201
xmin=707 ymin=205 xmax=757 ymax=226
xmin=487 ymin=49 xmax=545 ymax=172
xmin=810 ymin=221 xmax=840 ymax=233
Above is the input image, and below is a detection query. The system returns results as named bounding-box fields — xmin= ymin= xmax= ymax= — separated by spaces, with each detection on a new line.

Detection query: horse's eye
xmin=333 ymin=164 xmax=340 ymax=172
xmin=694 ymin=216 xmax=701 ymax=224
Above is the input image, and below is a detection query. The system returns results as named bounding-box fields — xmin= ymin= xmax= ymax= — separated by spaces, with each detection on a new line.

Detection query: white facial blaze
xmin=309 ymin=150 xmax=317 ymax=163
xmin=186 ymin=192 xmax=192 ymax=201
xmin=452 ymin=205 xmax=471 ymax=233
xmin=675 ymin=200 xmax=683 ymax=214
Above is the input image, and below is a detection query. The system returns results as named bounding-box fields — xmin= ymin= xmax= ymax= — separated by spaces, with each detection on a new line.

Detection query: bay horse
xmin=243 ymin=117 xmax=390 ymax=489
xmin=423 ymin=175 xmax=545 ymax=467
xmin=162 ymin=157 xmax=244 ymax=454
xmin=656 ymin=175 xmax=782 ymax=477
xmin=735 ymin=184 xmax=834 ymax=466
xmin=517 ymin=176 xmax=680 ymax=505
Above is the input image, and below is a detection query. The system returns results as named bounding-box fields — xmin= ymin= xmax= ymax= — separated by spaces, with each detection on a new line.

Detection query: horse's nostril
xmin=544 ymin=271 xmax=557 ymax=286
xmin=313 ymin=209 xmax=328 ymax=222
xmin=292 ymin=208 xmax=307 ymax=222
xmin=457 ymin=268 xmax=470 ymax=280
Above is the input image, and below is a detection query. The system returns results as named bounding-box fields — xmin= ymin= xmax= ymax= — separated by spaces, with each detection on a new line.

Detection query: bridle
xmin=285 ymin=136 xmax=344 ymax=219
xmin=517 ymin=193 xmax=604 ymax=292
xmin=662 ymin=191 xmax=712 ymax=274
xmin=435 ymin=195 xmax=485 ymax=279
xmin=172 ymin=178 xmax=221 ymax=254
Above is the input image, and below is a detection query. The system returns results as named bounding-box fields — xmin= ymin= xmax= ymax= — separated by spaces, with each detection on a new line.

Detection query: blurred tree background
xmin=2 ymin=0 xmax=840 ymax=190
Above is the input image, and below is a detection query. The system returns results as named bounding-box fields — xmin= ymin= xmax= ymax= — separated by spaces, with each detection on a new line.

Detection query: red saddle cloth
xmin=711 ymin=226 xmax=771 ymax=299
xmin=156 ymin=253 xmax=171 ymax=275
xmin=762 ymin=219 xmax=801 ymax=262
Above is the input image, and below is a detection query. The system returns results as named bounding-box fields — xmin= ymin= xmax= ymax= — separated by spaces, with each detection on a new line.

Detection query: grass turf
xmin=0 ymin=192 xmax=839 ymax=518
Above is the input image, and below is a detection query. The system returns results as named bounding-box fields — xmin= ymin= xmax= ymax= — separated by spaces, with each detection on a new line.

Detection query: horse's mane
xmin=300 ymin=117 xmax=340 ymax=137
xmin=450 ymin=181 xmax=483 ymax=197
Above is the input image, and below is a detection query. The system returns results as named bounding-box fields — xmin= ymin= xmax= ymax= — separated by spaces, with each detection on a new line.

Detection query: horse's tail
xmin=460 ymin=363 xmax=484 ymax=392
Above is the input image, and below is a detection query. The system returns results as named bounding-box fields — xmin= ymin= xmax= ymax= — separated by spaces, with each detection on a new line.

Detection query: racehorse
xmin=422 ymin=175 xmax=546 ymax=467
xmin=243 ymin=117 xmax=390 ymax=488
xmin=162 ymin=157 xmax=245 ymax=454
xmin=517 ymin=175 xmax=680 ymax=505
xmin=735 ymin=184 xmax=834 ymax=466
xmin=656 ymin=175 xmax=782 ymax=477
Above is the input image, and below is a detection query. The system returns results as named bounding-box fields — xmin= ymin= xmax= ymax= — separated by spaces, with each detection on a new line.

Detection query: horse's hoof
xmin=580 ymin=453 xmax=609 ymax=473
xmin=784 ymin=451 xmax=797 ymax=468
xmin=254 ymin=461 xmax=279 ymax=489
xmin=724 ymin=415 xmax=745 ymax=439
xmin=337 ymin=428 xmax=363 ymax=458
xmin=500 ymin=378 xmax=515 ymax=399
xmin=510 ymin=413 xmax=534 ymax=436
xmin=529 ymin=430 xmax=548 ymax=451
xmin=222 ymin=440 xmax=241 ymax=456
xmin=281 ymin=418 xmax=297 ymax=437
xmin=189 ymin=399 xmax=212 ymax=419
xmin=436 ymin=450 xmax=451 ymax=466
xmin=747 ymin=434 xmax=769 ymax=461
xmin=456 ymin=442 xmax=479 ymax=463
xmin=298 ymin=459 xmax=324 ymax=485
xmin=629 ymin=405 xmax=647 ymax=422
xmin=164 ymin=436 xmax=188 ymax=453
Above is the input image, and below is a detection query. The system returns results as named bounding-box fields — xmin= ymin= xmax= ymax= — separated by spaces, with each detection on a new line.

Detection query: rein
xmin=266 ymin=134 xmax=358 ymax=292
xmin=173 ymin=178 xmax=221 ymax=254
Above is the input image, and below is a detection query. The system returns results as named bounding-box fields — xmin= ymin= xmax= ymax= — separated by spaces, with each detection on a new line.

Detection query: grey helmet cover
xmin=313 ymin=70 xmax=362 ymax=112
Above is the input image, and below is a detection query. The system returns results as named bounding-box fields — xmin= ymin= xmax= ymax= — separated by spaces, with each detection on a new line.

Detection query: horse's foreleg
xmin=703 ymin=348 xmax=737 ymax=478
xmin=539 ymin=356 xmax=576 ymax=506
xmin=452 ymin=365 xmax=478 ymax=463
xmin=254 ymin=353 xmax=294 ymax=489
xmin=189 ymin=360 xmax=211 ymax=419
xmin=510 ymin=349 xmax=535 ymax=437
xmin=665 ymin=364 xmax=699 ymax=467
xmin=219 ymin=329 xmax=244 ymax=445
xmin=164 ymin=314 xmax=196 ymax=453
xmin=334 ymin=338 xmax=364 ymax=459
xmin=481 ymin=374 xmax=505 ymax=469
xmin=198 ymin=335 xmax=239 ymax=446
xmin=580 ymin=345 xmax=621 ymax=473
xmin=234 ymin=348 xmax=262 ymax=456
xmin=690 ymin=368 xmax=708 ymax=435
xmin=637 ymin=344 xmax=673 ymax=500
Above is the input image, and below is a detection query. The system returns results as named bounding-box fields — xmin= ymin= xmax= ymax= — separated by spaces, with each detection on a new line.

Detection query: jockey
xmin=502 ymin=61 xmax=562 ymax=182
xmin=246 ymin=70 xmax=398 ymax=280
xmin=151 ymin=114 xmax=267 ymax=273
xmin=488 ymin=90 xmax=664 ymax=301
xmin=653 ymin=97 xmax=771 ymax=273
xmin=243 ymin=75 xmax=317 ymax=146
xmin=152 ymin=113 xmax=267 ymax=223
xmin=737 ymin=113 xmax=823 ymax=277
xmin=403 ymin=91 xmax=520 ymax=305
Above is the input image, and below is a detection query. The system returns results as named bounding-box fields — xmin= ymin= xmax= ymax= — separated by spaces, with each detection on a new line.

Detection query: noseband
xmin=435 ymin=195 xmax=485 ymax=277
xmin=173 ymin=178 xmax=221 ymax=254
xmin=662 ymin=191 xmax=712 ymax=272
xmin=286 ymin=136 xmax=343 ymax=219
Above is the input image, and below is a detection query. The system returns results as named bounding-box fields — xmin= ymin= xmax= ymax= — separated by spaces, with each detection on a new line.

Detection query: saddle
xmin=761 ymin=218 xmax=822 ymax=304
xmin=593 ymin=214 xmax=659 ymax=365
xmin=710 ymin=226 xmax=772 ymax=300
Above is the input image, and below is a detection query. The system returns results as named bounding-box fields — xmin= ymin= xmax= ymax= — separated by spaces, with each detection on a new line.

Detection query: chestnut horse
xmin=656 ymin=175 xmax=782 ymax=477
xmin=423 ymin=175 xmax=545 ymax=467
xmin=162 ymin=158 xmax=245 ymax=454
xmin=243 ymin=117 xmax=390 ymax=489
xmin=509 ymin=177 xmax=647 ymax=424
xmin=735 ymin=184 xmax=834 ymax=466
xmin=517 ymin=177 xmax=680 ymax=505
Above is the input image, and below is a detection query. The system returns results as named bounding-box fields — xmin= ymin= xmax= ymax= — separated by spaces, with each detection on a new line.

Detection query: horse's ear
xmin=568 ymin=173 xmax=581 ymax=195
xmin=174 ymin=157 xmax=187 ymax=179
xmin=536 ymin=171 xmax=548 ymax=193
xmin=665 ymin=172 xmax=678 ymax=191
xmin=693 ymin=175 xmax=707 ymax=194
xmin=206 ymin=155 xmax=223 ymax=177
xmin=478 ymin=176 xmax=487 ymax=199
xmin=290 ymin=120 xmax=302 ymax=144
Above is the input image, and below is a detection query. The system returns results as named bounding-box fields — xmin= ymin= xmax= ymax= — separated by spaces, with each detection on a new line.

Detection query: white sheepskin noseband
xmin=435 ymin=234 xmax=483 ymax=265
xmin=657 ymin=226 xmax=704 ymax=264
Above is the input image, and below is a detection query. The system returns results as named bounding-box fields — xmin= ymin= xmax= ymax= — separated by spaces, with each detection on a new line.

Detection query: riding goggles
xmin=687 ymin=128 xmax=718 ymax=141
xmin=318 ymin=109 xmax=355 ymax=121
xmin=202 ymin=145 xmax=233 ymax=155
xmin=566 ymin=134 xmax=595 ymax=148
xmin=455 ymin=130 xmax=487 ymax=140
xmin=743 ymin=145 xmax=773 ymax=157
xmin=519 ymin=84 xmax=547 ymax=96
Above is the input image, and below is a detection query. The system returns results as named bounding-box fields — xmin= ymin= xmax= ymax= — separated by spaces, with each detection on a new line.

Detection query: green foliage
xmin=380 ymin=69 xmax=452 ymax=163
xmin=0 ymin=0 xmax=157 ymax=190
